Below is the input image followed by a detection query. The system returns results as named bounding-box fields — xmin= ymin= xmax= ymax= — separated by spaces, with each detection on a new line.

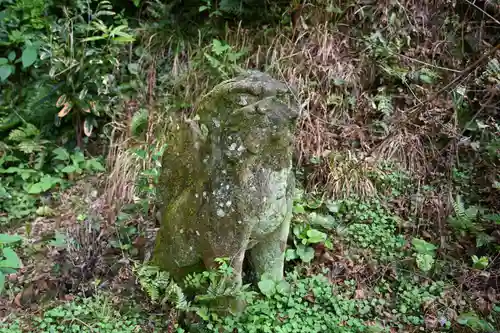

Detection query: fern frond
xmin=17 ymin=141 xmax=44 ymax=154
xmin=372 ymin=94 xmax=394 ymax=117
xmin=134 ymin=263 xmax=192 ymax=309
xmin=452 ymin=195 xmax=466 ymax=219
xmin=7 ymin=128 xmax=26 ymax=142
xmin=8 ymin=123 xmax=40 ymax=142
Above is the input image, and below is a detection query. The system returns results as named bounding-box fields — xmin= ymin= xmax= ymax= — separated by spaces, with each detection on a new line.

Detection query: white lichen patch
xmin=237 ymin=95 xmax=249 ymax=106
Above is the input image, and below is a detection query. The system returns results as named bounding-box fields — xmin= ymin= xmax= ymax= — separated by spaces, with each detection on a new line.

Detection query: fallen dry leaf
xmin=355 ymin=289 xmax=365 ymax=299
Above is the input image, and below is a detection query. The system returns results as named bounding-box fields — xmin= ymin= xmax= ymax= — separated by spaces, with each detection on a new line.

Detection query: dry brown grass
xmin=223 ymin=17 xmax=371 ymax=179
xmin=306 ymin=150 xmax=378 ymax=199
xmin=373 ymin=129 xmax=428 ymax=175
xmin=104 ymin=0 xmax=494 ymax=209
xmin=104 ymin=5 xmax=392 ymax=203
xmin=104 ymin=131 xmax=141 ymax=213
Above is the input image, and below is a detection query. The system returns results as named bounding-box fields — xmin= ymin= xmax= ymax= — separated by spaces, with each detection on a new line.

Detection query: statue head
xmin=198 ymin=71 xmax=300 ymax=167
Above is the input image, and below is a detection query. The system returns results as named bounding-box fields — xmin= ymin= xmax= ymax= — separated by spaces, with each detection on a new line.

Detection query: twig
xmin=465 ymin=0 xmax=500 ymax=26
xmin=436 ymin=92 xmax=496 ymax=157
xmin=361 ymin=44 xmax=499 ymax=166
xmin=410 ymin=43 xmax=500 ymax=113
xmin=395 ymin=53 xmax=461 ymax=73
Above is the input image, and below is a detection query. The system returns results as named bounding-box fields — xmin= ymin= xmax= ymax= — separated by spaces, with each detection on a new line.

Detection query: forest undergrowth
xmin=0 ymin=0 xmax=499 ymax=332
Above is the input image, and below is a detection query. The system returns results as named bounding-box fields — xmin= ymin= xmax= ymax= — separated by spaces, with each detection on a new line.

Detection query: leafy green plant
xmin=199 ymin=0 xmax=223 ymax=17
xmin=47 ymin=0 xmax=136 ymax=143
xmin=333 ymin=198 xmax=406 ymax=262
xmin=135 ymin=258 xmax=255 ymax=323
xmin=286 ymin=223 xmax=332 ymax=263
xmin=133 ymin=144 xmax=167 ymax=198
xmin=0 ymin=233 xmax=23 ymax=293
xmin=448 ymin=195 xmax=482 ymax=235
xmin=204 ymin=39 xmax=247 ymax=79
xmin=32 ymin=293 xmax=149 ymax=333
xmin=134 ymin=263 xmax=189 ymax=309
xmin=471 ymin=255 xmax=489 ymax=270
xmin=52 ymin=147 xmax=105 ymax=178
xmin=411 ymin=238 xmax=437 ymax=272
xmin=371 ymin=91 xmax=394 ymax=117
xmin=285 ymin=190 xmax=337 ymax=263
xmin=394 ymin=278 xmax=445 ymax=325
xmin=0 ymin=143 xmax=104 ymax=224
xmin=0 ymin=0 xmax=48 ymax=83
xmin=456 ymin=311 xmax=496 ymax=333
xmin=257 ymin=273 xmax=291 ymax=298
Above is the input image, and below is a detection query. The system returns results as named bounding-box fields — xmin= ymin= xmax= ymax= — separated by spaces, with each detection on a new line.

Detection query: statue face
xmin=230 ymin=94 xmax=299 ymax=157
xmin=198 ymin=72 xmax=300 ymax=166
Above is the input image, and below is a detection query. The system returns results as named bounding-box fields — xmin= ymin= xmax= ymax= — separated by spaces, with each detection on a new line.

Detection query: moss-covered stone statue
xmin=153 ymin=71 xmax=299 ymax=300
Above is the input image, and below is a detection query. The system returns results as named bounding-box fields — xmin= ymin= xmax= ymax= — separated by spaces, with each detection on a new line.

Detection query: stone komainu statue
xmin=153 ymin=71 xmax=299 ymax=293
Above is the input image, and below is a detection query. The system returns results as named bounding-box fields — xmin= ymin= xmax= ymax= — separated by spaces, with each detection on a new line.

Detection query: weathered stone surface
xmin=153 ymin=71 xmax=299 ymax=293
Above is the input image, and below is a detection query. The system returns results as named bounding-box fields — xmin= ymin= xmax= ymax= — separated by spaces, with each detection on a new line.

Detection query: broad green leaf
xmin=292 ymin=204 xmax=305 ymax=214
xmin=306 ymin=229 xmax=327 ymax=244
xmin=292 ymin=225 xmax=304 ymax=238
xmin=0 ymin=247 xmax=21 ymax=269
xmin=0 ymin=65 xmax=13 ymax=81
xmin=484 ymin=213 xmax=500 ymax=224
xmin=133 ymin=149 xmax=147 ymax=159
xmin=465 ymin=206 xmax=479 ymax=218
xmin=260 ymin=272 xmax=275 ymax=281
xmin=0 ymin=186 xmax=9 ymax=199
xmin=7 ymin=51 xmax=15 ymax=62
xmin=476 ymin=232 xmax=494 ymax=247
xmin=457 ymin=312 xmax=480 ymax=325
xmin=26 ymin=175 xmax=60 ymax=194
xmin=22 ymin=46 xmax=37 ymax=68
xmin=325 ymin=200 xmax=341 ymax=213
xmin=83 ymin=117 xmax=93 ymax=137
xmin=26 ymin=183 xmax=44 ymax=194
xmin=212 ymin=39 xmax=230 ymax=56
xmin=309 ymin=213 xmax=337 ymax=230
xmin=419 ymin=74 xmax=434 ymax=84
xmin=53 ymin=147 xmax=70 ymax=161
xmin=285 ymin=249 xmax=298 ymax=261
xmin=324 ymin=238 xmax=333 ymax=250
xmin=61 ymin=165 xmax=77 ymax=173
xmin=86 ymin=159 xmax=105 ymax=172
xmin=276 ymin=280 xmax=291 ymax=295
xmin=411 ymin=238 xmax=437 ymax=254
xmin=71 ymin=151 xmax=85 ymax=164
xmin=257 ymin=279 xmax=276 ymax=297
xmin=127 ymin=63 xmax=139 ymax=75
xmin=296 ymin=245 xmax=315 ymax=263
xmin=0 ymin=234 xmax=22 ymax=245
xmin=0 ymin=58 xmax=7 ymax=65
xmin=472 ymin=255 xmax=489 ymax=270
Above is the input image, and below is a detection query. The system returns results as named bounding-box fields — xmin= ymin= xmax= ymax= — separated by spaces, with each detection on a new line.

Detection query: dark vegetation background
xmin=0 ymin=0 xmax=499 ymax=332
